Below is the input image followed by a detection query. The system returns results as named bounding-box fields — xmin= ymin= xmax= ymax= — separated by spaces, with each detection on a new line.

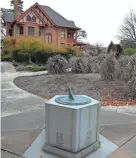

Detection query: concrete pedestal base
xmin=23 ymin=129 xmax=118 ymax=158
xmin=43 ymin=141 xmax=100 ymax=158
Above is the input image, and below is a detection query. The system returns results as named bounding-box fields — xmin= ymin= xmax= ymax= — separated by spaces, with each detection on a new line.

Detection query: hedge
xmin=1 ymin=52 xmax=13 ymax=62
xmin=11 ymin=50 xmax=74 ymax=64
xmin=2 ymin=37 xmax=79 ymax=64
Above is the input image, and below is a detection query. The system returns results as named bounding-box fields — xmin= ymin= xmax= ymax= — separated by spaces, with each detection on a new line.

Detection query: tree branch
xmin=118 ymin=9 xmax=136 ymax=41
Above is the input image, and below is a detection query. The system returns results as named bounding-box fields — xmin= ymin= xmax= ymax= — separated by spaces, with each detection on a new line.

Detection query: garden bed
xmin=14 ymin=73 xmax=136 ymax=106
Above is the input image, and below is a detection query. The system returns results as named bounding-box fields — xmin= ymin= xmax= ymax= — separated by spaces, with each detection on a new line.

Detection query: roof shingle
xmin=3 ymin=11 xmax=14 ymax=23
xmin=40 ymin=5 xmax=79 ymax=29
xmin=3 ymin=4 xmax=79 ymax=29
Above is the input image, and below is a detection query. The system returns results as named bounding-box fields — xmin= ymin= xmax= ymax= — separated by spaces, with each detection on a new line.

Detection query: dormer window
xmin=27 ymin=15 xmax=31 ymax=22
xmin=32 ymin=16 xmax=36 ymax=22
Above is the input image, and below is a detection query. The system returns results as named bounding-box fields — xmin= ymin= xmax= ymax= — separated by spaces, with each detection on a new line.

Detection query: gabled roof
xmin=3 ymin=3 xmax=80 ymax=29
xmin=14 ymin=6 xmax=47 ymax=25
xmin=40 ymin=5 xmax=79 ymax=29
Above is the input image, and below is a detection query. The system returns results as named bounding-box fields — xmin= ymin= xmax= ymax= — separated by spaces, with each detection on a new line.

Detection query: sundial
xmin=55 ymin=87 xmax=91 ymax=105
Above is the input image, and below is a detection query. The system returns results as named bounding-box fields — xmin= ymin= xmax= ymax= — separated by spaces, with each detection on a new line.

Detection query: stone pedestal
xmin=43 ymin=95 xmax=100 ymax=158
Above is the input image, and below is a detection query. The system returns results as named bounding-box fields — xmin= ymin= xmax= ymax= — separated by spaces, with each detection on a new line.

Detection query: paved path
xmin=1 ymin=62 xmax=47 ymax=157
xmin=1 ymin=62 xmax=47 ymax=117
xmin=1 ymin=62 xmax=136 ymax=158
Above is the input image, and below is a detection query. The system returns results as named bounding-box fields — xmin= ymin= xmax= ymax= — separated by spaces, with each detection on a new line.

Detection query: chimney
xmin=14 ymin=0 xmax=18 ymax=20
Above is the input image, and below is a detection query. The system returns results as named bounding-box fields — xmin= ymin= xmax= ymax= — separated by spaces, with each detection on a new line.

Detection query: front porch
xmin=73 ymin=41 xmax=87 ymax=51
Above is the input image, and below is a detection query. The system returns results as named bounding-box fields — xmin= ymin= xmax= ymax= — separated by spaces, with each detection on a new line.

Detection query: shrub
xmin=16 ymin=38 xmax=43 ymax=52
xmin=31 ymin=51 xmax=51 ymax=64
xmin=66 ymin=45 xmax=76 ymax=53
xmin=117 ymin=56 xmax=130 ymax=81
xmin=3 ymin=37 xmax=16 ymax=52
xmin=70 ymin=53 xmax=106 ymax=74
xmin=100 ymin=54 xmax=119 ymax=80
xmin=127 ymin=76 xmax=136 ymax=98
xmin=125 ymin=48 xmax=136 ymax=56
xmin=88 ymin=57 xmax=100 ymax=73
xmin=107 ymin=42 xmax=124 ymax=58
xmin=12 ymin=50 xmax=29 ymax=63
xmin=100 ymin=53 xmax=136 ymax=81
xmin=1 ymin=52 xmax=13 ymax=61
xmin=71 ymin=57 xmax=88 ymax=73
xmin=118 ymin=55 xmax=136 ymax=81
xmin=88 ymin=53 xmax=107 ymax=73
xmin=2 ymin=37 xmax=77 ymax=64
xmin=94 ymin=53 xmax=107 ymax=62
xmin=48 ymin=55 xmax=68 ymax=74
xmin=126 ymin=54 xmax=136 ymax=79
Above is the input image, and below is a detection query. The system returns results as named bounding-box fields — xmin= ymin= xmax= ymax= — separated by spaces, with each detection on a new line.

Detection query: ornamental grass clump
xmin=100 ymin=54 xmax=119 ymax=80
xmin=71 ymin=57 xmax=89 ymax=73
xmin=118 ymin=54 xmax=136 ymax=81
xmin=127 ymin=76 xmax=136 ymax=98
xmin=48 ymin=55 xmax=68 ymax=74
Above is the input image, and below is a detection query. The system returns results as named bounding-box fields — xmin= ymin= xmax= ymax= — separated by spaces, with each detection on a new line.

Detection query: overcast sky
xmin=1 ymin=0 xmax=136 ymax=46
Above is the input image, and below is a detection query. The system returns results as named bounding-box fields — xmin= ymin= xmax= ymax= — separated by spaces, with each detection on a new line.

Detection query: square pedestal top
xmin=45 ymin=95 xmax=100 ymax=109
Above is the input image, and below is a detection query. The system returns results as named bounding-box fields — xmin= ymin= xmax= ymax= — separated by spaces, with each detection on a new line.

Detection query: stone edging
xmin=101 ymin=105 xmax=136 ymax=116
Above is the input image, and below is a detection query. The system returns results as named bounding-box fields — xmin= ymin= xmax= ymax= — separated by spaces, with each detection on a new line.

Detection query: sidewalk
xmin=107 ymin=147 xmax=134 ymax=158
xmin=1 ymin=150 xmax=24 ymax=158
xmin=1 ymin=62 xmax=48 ymax=117
xmin=102 ymin=106 xmax=136 ymax=116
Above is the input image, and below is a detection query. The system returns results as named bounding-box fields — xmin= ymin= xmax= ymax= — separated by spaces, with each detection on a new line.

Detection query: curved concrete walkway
xmin=1 ymin=62 xmax=136 ymax=117
xmin=1 ymin=62 xmax=48 ymax=117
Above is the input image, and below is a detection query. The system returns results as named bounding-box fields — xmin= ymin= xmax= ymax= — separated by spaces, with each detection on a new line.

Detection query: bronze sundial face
xmin=55 ymin=86 xmax=91 ymax=105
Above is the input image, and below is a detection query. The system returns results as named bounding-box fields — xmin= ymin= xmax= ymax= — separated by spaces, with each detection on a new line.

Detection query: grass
xmin=16 ymin=65 xmax=47 ymax=72
xmin=124 ymin=48 xmax=136 ymax=56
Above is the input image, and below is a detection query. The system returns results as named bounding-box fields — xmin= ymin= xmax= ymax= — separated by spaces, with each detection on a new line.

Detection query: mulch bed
xmin=101 ymin=96 xmax=136 ymax=106
xmin=14 ymin=73 xmax=136 ymax=107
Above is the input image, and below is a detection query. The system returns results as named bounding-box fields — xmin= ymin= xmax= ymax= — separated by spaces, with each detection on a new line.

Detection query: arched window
xmin=32 ymin=16 xmax=36 ymax=22
xmin=46 ymin=34 xmax=52 ymax=44
xmin=27 ymin=15 xmax=31 ymax=22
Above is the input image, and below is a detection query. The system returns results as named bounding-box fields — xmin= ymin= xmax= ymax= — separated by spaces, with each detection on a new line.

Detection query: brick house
xmin=3 ymin=0 xmax=82 ymax=47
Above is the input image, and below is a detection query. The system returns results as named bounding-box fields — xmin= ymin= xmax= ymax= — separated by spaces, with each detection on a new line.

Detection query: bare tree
xmin=76 ymin=29 xmax=87 ymax=41
xmin=94 ymin=42 xmax=104 ymax=54
xmin=118 ymin=10 xmax=136 ymax=41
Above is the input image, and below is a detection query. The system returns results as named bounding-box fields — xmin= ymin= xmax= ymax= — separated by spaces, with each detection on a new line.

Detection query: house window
xmin=28 ymin=27 xmax=34 ymax=36
xmin=68 ymin=32 xmax=74 ymax=39
xmin=46 ymin=34 xmax=52 ymax=44
xmin=27 ymin=15 xmax=31 ymax=22
xmin=38 ymin=27 xmax=42 ymax=36
xmin=61 ymin=29 xmax=65 ymax=38
xmin=9 ymin=29 xmax=12 ymax=36
xmin=32 ymin=16 xmax=36 ymax=22
xmin=68 ymin=33 xmax=71 ymax=39
xmin=19 ymin=26 xmax=24 ymax=35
